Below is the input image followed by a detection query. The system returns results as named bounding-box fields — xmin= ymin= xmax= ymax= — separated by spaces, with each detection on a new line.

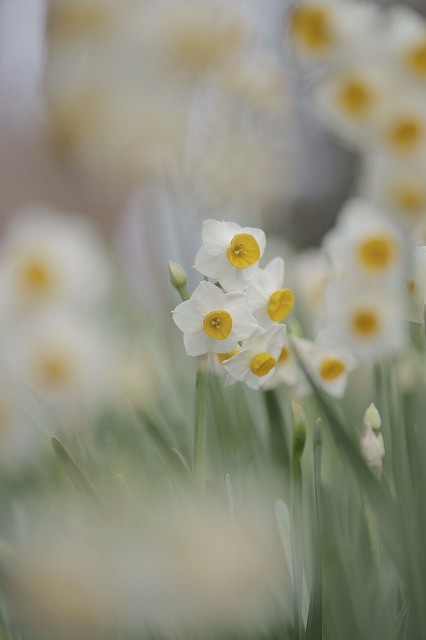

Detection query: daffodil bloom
xmin=288 ymin=0 xmax=379 ymax=64
xmin=322 ymin=281 xmax=407 ymax=360
xmin=383 ymin=6 xmax=426 ymax=85
xmin=311 ymin=65 xmax=391 ymax=149
xmin=293 ymin=336 xmax=357 ymax=398
xmin=194 ymin=220 xmax=266 ymax=292
xmin=360 ymin=155 xmax=426 ymax=226
xmin=222 ymin=325 xmax=286 ymax=390
xmin=0 ymin=206 xmax=111 ymax=316
xmin=172 ymin=281 xmax=257 ymax=356
xmin=247 ymin=257 xmax=294 ymax=328
xmin=372 ymin=94 xmax=426 ymax=158
xmin=324 ymin=198 xmax=404 ymax=282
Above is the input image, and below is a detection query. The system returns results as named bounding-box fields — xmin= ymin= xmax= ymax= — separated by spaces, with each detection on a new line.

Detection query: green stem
xmin=193 ymin=355 xmax=208 ymax=490
xmin=264 ymin=389 xmax=290 ymax=471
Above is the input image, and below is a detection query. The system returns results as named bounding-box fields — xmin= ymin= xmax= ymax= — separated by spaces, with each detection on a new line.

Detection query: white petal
xmin=191 ymin=281 xmax=225 ymax=315
xmin=264 ymin=257 xmax=285 ymax=288
xmin=202 ymin=220 xmax=237 ymax=255
xmin=172 ymin=300 xmax=201 ymax=333
xmin=194 ymin=246 xmax=229 ymax=280
xmin=219 ymin=264 xmax=260 ymax=292
xmin=183 ymin=331 xmax=211 ymax=356
xmin=210 ymin=337 xmax=239 ymax=354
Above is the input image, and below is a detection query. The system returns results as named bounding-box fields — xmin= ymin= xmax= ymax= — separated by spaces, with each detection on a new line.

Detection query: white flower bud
xmin=360 ymin=424 xmax=385 ymax=478
xmin=363 ymin=403 xmax=381 ymax=432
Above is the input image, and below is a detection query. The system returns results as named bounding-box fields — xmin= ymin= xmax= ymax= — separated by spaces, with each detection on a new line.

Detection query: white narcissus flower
xmin=382 ymin=6 xmax=426 ymax=85
xmin=293 ymin=336 xmax=357 ymax=399
xmin=322 ymin=281 xmax=407 ymax=361
xmin=371 ymin=94 xmax=426 ymax=159
xmin=359 ymin=155 xmax=426 ymax=227
xmin=172 ymin=281 xmax=257 ymax=357
xmin=194 ymin=220 xmax=266 ymax=292
xmin=222 ymin=325 xmax=286 ymax=390
xmin=290 ymin=248 xmax=331 ymax=334
xmin=311 ymin=65 xmax=392 ymax=150
xmin=246 ymin=257 xmax=294 ymax=328
xmin=324 ymin=199 xmax=404 ymax=283
xmin=0 ymin=205 xmax=111 ymax=317
xmin=11 ymin=312 xmax=114 ymax=414
xmin=288 ymin=0 xmax=380 ymax=64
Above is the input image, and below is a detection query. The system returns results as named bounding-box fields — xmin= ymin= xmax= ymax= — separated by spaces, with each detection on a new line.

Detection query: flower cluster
xmin=172 ymin=219 xmax=356 ymax=396
xmin=0 ymin=205 xmax=115 ymax=469
xmin=287 ymin=1 xmax=426 ymax=361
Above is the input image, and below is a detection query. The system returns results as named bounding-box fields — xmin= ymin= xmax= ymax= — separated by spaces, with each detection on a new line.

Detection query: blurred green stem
xmin=291 ymin=403 xmax=306 ymax=640
xmin=264 ymin=389 xmax=290 ymax=470
xmin=193 ymin=355 xmax=208 ymax=491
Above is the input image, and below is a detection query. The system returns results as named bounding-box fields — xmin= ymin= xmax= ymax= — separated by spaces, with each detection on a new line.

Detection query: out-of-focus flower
xmin=6 ymin=497 xmax=287 ymax=638
xmin=293 ymin=336 xmax=356 ymax=398
xmin=10 ymin=312 xmax=114 ymax=415
xmin=382 ymin=6 xmax=426 ymax=85
xmin=360 ymin=155 xmax=426 ymax=227
xmin=287 ymin=0 xmax=379 ymax=64
xmin=172 ymin=281 xmax=257 ymax=356
xmin=143 ymin=0 xmax=251 ymax=81
xmin=322 ymin=281 xmax=407 ymax=361
xmin=290 ymin=248 xmax=331 ymax=334
xmin=324 ymin=198 xmax=404 ymax=283
xmin=311 ymin=65 xmax=391 ymax=149
xmin=247 ymin=257 xmax=294 ymax=328
xmin=0 ymin=205 xmax=111 ymax=319
xmin=372 ymin=94 xmax=426 ymax=159
xmin=222 ymin=325 xmax=286 ymax=390
xmin=194 ymin=219 xmax=266 ymax=292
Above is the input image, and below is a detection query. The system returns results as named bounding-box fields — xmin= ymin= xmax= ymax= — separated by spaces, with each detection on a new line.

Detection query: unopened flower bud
xmin=360 ymin=424 xmax=385 ymax=479
xmin=363 ymin=403 xmax=381 ymax=433
xmin=168 ymin=261 xmax=189 ymax=301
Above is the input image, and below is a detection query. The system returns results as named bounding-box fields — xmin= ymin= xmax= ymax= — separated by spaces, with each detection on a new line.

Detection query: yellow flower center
xmin=406 ymin=39 xmax=426 ymax=79
xmin=290 ymin=6 xmax=334 ymax=53
xmin=357 ymin=235 xmax=397 ymax=271
xmin=319 ymin=357 xmax=346 ymax=381
xmin=226 ymin=233 xmax=260 ymax=268
xmin=203 ymin=310 xmax=233 ymax=340
xmin=351 ymin=309 xmax=380 ymax=337
xmin=250 ymin=352 xmax=277 ymax=377
xmin=38 ymin=353 xmax=73 ymax=387
xmin=48 ymin=5 xmax=110 ymax=36
xmin=279 ymin=347 xmax=290 ymax=363
xmin=217 ymin=346 xmax=240 ymax=364
xmin=388 ymin=117 xmax=423 ymax=152
xmin=267 ymin=288 xmax=295 ymax=322
xmin=19 ymin=257 xmax=54 ymax=296
xmin=393 ymin=183 xmax=424 ymax=212
xmin=337 ymin=77 xmax=374 ymax=118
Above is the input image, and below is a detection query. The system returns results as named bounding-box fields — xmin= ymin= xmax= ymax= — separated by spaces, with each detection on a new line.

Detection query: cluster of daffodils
xmin=288 ymin=0 xmax=426 ymax=235
xmin=0 ymin=205 xmax=115 ymax=470
xmin=287 ymin=1 xmax=426 ymax=361
xmin=172 ymin=220 xmax=356 ymax=397
xmin=45 ymin=0 xmax=290 ymax=209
